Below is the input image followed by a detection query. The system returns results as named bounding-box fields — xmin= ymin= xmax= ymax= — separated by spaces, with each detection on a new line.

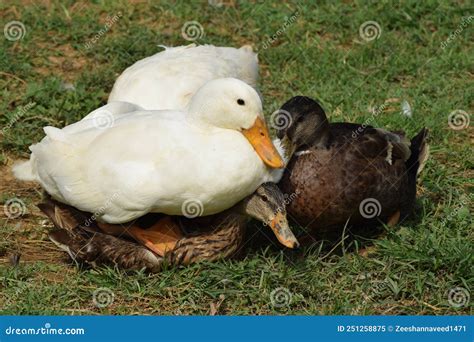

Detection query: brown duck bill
xmin=268 ymin=212 xmax=299 ymax=249
xmin=242 ymin=117 xmax=285 ymax=169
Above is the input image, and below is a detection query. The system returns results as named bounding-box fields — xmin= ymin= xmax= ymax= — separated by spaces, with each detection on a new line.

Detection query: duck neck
xmin=284 ymin=123 xmax=331 ymax=158
xmin=310 ymin=126 xmax=331 ymax=150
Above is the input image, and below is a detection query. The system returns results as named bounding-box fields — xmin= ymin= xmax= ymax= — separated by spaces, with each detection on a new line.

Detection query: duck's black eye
xmin=261 ymin=195 xmax=268 ymax=202
xmin=237 ymin=99 xmax=245 ymax=106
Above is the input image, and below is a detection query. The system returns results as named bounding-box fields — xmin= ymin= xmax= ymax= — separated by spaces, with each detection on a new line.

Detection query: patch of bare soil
xmin=32 ymin=43 xmax=89 ymax=82
xmin=0 ymin=159 xmax=64 ymax=265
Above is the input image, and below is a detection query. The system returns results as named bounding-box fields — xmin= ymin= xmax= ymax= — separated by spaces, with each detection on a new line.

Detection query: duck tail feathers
xmin=48 ymin=228 xmax=100 ymax=264
xmin=240 ymin=44 xmax=254 ymax=53
xmin=48 ymin=229 xmax=76 ymax=255
xmin=38 ymin=199 xmax=91 ymax=231
xmin=158 ymin=43 xmax=197 ymax=51
xmin=407 ymin=128 xmax=429 ymax=179
xmin=12 ymin=158 xmax=38 ymax=181
xmin=29 ymin=132 xmax=98 ymax=205
xmin=11 ymin=127 xmax=68 ymax=182
xmin=49 ymin=226 xmax=163 ymax=272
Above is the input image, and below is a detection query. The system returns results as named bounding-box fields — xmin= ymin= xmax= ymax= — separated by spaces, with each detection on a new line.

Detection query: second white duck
xmin=108 ymin=44 xmax=259 ymax=110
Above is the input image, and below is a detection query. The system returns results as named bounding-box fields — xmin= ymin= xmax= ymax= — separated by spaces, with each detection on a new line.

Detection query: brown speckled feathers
xmin=40 ymin=199 xmax=246 ymax=272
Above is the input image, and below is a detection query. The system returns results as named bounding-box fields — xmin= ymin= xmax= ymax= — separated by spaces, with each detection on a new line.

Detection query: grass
xmin=0 ymin=0 xmax=472 ymax=315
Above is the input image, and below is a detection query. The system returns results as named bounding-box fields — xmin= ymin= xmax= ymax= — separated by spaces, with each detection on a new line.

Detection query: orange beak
xmin=241 ymin=117 xmax=285 ymax=168
xmin=269 ymin=211 xmax=299 ymax=249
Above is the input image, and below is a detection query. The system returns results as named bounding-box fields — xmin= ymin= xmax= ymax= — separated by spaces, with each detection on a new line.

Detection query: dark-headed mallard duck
xmin=276 ymin=96 xmax=429 ymax=234
xmin=41 ymin=182 xmax=297 ymax=272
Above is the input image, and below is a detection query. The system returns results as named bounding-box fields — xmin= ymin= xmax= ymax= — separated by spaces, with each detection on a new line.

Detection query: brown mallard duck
xmin=276 ymin=96 xmax=429 ymax=235
xmin=40 ymin=182 xmax=297 ymax=272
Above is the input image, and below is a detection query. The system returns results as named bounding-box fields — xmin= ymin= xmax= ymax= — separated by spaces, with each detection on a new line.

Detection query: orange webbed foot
xmin=128 ymin=216 xmax=184 ymax=257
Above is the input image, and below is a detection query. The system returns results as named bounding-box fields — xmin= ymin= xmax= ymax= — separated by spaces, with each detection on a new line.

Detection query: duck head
xmin=188 ymin=78 xmax=284 ymax=168
xmin=238 ymin=182 xmax=299 ymax=249
xmin=276 ymin=96 xmax=330 ymax=158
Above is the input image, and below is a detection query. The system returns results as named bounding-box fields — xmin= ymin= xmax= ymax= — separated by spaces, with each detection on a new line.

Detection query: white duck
xmin=14 ymin=78 xmax=284 ymax=225
xmin=106 ymin=44 xmax=291 ymax=176
xmin=108 ymin=44 xmax=259 ymax=110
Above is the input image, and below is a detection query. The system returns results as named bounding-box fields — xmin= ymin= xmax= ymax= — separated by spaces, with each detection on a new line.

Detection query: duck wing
xmin=40 ymin=198 xmax=163 ymax=272
xmin=12 ymin=102 xmax=145 ymax=182
xmin=49 ymin=227 xmax=163 ymax=272
xmin=328 ymin=123 xmax=411 ymax=164
xmin=38 ymin=197 xmax=91 ymax=231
